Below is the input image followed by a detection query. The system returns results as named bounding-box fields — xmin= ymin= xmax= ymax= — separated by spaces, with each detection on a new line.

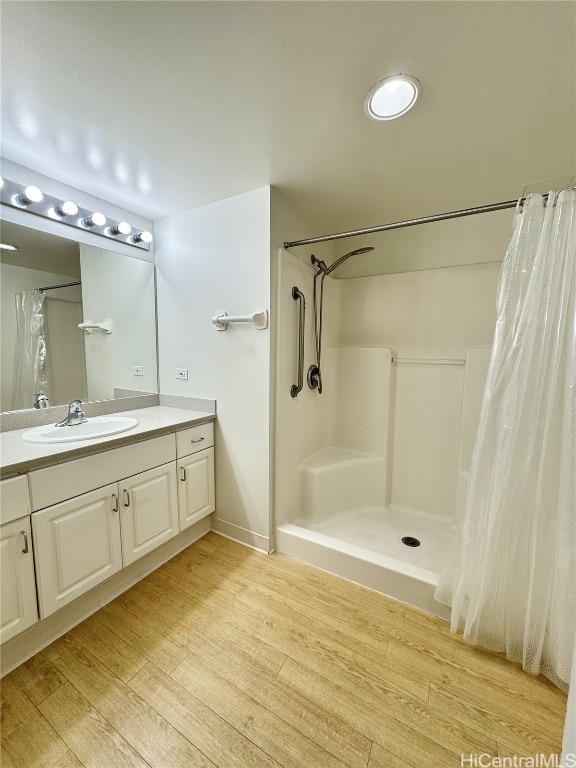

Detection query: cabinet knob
xmin=191 ymin=437 xmax=205 ymax=444
xmin=180 ymin=467 xmax=187 ymax=482
xmin=123 ymin=490 xmax=130 ymax=507
xmin=21 ymin=530 xmax=29 ymax=554
xmin=111 ymin=494 xmax=119 ymax=513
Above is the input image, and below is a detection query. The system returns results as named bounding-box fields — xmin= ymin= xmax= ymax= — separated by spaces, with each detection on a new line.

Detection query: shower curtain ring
xmin=516 ymin=184 xmax=528 ymax=214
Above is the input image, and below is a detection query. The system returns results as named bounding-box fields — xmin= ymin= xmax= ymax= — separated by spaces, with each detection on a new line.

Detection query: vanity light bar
xmin=0 ymin=178 xmax=153 ymax=251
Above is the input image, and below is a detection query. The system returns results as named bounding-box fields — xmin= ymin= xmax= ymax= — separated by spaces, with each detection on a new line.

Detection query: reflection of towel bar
xmin=212 ymin=310 xmax=268 ymax=331
xmin=78 ymin=319 xmax=113 ymax=334
xmin=392 ymin=357 xmax=464 ymax=365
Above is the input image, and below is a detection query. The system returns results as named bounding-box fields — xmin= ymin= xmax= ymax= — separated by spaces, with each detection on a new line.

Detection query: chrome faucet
xmin=34 ymin=393 xmax=50 ymax=409
xmin=55 ymin=400 xmax=87 ymax=427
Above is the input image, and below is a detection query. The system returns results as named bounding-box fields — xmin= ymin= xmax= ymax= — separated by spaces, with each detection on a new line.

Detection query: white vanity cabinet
xmin=29 ymin=434 xmax=180 ymax=618
xmin=32 ymin=484 xmax=122 ymax=618
xmin=119 ymin=463 xmax=178 ymax=566
xmin=0 ymin=412 xmax=216 ymax=671
xmin=176 ymin=423 xmax=215 ymax=529
xmin=0 ymin=476 xmax=38 ymax=643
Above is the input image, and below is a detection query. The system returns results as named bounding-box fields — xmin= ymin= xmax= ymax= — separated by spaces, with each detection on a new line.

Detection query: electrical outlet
xmin=132 ymin=365 xmax=144 ymax=376
xmin=175 ymin=368 xmax=189 ymax=380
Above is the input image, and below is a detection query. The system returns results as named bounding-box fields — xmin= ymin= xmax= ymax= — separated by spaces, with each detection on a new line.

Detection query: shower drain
xmin=401 ymin=536 xmax=421 ymax=548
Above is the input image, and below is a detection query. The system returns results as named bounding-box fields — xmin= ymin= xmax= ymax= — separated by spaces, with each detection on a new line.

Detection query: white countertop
xmin=0 ymin=406 xmax=216 ymax=479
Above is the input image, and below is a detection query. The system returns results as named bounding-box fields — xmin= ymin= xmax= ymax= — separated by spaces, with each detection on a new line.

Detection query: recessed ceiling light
xmin=0 ymin=243 xmax=18 ymax=251
xmin=364 ymin=74 xmax=421 ymax=121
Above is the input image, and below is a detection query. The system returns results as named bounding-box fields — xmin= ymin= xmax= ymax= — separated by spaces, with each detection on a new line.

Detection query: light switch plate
xmin=176 ymin=368 xmax=189 ymax=380
xmin=132 ymin=366 xmax=144 ymax=376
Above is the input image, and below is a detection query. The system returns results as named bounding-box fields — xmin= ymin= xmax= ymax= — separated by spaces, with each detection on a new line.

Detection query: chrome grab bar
xmin=291 ymin=286 xmax=305 ymax=398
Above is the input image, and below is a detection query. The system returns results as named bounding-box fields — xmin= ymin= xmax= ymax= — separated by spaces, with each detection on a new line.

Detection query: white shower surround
xmin=275 ymin=248 xmax=500 ymax=617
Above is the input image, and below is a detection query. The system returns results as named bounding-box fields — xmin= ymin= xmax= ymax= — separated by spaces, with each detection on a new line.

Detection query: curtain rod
xmin=37 ymin=280 xmax=81 ymax=293
xmin=283 ymin=196 xmax=544 ymax=249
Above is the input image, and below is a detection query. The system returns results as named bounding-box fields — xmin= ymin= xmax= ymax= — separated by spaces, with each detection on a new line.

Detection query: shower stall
xmin=274 ymin=213 xmax=505 ymax=617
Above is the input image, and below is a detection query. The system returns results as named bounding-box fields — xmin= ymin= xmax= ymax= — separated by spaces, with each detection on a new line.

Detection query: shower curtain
xmin=12 ymin=289 xmax=49 ymax=410
xmin=436 ymin=189 xmax=576 ymax=690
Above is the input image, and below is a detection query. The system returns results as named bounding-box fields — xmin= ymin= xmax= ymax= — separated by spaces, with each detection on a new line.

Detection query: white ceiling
xmin=1 ymin=1 xmax=574 ymax=235
xmin=0 ymin=221 xmax=81 ymax=276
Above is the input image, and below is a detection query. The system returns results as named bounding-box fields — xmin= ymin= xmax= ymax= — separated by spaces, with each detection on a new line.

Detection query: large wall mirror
xmin=0 ymin=221 xmax=158 ymax=413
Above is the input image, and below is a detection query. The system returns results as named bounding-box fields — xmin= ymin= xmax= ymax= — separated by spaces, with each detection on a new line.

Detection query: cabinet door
xmin=120 ymin=463 xmax=179 ymax=566
xmin=177 ymin=447 xmax=215 ymax=530
xmin=1 ymin=517 xmax=38 ymax=643
xmin=32 ymin=484 xmax=121 ymax=618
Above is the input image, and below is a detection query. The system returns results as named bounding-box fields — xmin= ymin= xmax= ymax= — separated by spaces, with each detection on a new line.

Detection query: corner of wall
xmin=155 ymin=187 xmax=273 ymax=543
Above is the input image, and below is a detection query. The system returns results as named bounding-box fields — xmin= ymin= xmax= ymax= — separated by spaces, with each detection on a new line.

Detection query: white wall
xmin=44 ymin=297 xmax=87 ymax=406
xmin=336 ymin=262 xmax=500 ymax=354
xmin=274 ymin=250 xmax=327 ymax=528
xmin=334 ymin=208 xmax=512 ymax=278
xmin=156 ymin=187 xmax=272 ymax=549
xmin=270 ymin=189 xmax=337 ymax=532
xmin=79 ymin=244 xmax=158 ymax=400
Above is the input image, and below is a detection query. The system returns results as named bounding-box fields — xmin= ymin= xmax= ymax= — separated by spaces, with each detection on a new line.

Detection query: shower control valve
xmin=307 ymin=364 xmax=321 ymax=392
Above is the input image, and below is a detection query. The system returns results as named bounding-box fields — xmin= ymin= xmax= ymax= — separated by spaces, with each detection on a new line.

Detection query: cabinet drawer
xmin=0 ymin=476 xmax=31 ymax=525
xmin=176 ymin=422 xmax=214 ymax=458
xmin=29 ymin=434 xmax=176 ymax=511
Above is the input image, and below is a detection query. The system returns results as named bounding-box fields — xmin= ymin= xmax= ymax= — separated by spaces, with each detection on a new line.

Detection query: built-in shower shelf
xmin=301 ymin=446 xmax=382 ymax=470
xmin=392 ymin=357 xmax=465 ymax=365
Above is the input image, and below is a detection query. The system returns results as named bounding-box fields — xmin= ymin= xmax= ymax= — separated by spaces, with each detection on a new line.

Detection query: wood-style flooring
xmin=1 ymin=532 xmax=567 ymax=768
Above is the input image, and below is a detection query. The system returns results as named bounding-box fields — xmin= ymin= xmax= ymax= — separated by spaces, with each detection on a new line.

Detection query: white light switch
xmin=176 ymin=368 xmax=189 ymax=380
xmin=132 ymin=366 xmax=144 ymax=376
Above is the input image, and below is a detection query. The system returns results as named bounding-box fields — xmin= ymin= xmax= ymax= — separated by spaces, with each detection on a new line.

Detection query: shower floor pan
xmin=276 ymin=507 xmax=454 ymax=619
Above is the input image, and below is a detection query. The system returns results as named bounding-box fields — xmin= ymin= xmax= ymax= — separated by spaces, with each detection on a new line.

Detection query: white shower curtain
xmin=436 ymin=189 xmax=576 ymax=690
xmin=12 ymin=289 xmax=49 ymax=410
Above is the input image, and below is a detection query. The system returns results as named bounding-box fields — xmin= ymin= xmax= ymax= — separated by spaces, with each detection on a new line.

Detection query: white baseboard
xmin=210 ymin=517 xmax=271 ymax=553
xmin=0 ymin=517 xmax=211 ymax=677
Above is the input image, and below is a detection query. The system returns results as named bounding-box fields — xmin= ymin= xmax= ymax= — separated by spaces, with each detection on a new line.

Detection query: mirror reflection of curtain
xmin=12 ymin=289 xmax=50 ymax=410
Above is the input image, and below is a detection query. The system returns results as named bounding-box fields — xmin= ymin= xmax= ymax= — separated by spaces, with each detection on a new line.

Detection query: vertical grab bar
xmin=291 ymin=286 xmax=305 ymax=398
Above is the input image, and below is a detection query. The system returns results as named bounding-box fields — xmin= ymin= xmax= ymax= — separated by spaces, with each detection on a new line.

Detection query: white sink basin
xmin=22 ymin=416 xmax=139 ymax=444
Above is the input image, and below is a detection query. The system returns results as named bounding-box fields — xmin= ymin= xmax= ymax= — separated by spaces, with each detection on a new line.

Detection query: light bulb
xmin=56 ymin=200 xmax=79 ymax=217
xmin=133 ymin=230 xmax=153 ymax=244
xmin=19 ymin=185 xmax=43 ymax=205
xmin=112 ymin=221 xmax=131 ymax=236
xmin=83 ymin=211 xmax=106 ymax=227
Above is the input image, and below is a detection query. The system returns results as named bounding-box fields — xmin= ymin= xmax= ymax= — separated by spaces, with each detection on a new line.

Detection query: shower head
xmin=311 ymin=254 xmax=329 ymax=274
xmin=326 ymin=246 xmax=374 ymax=275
